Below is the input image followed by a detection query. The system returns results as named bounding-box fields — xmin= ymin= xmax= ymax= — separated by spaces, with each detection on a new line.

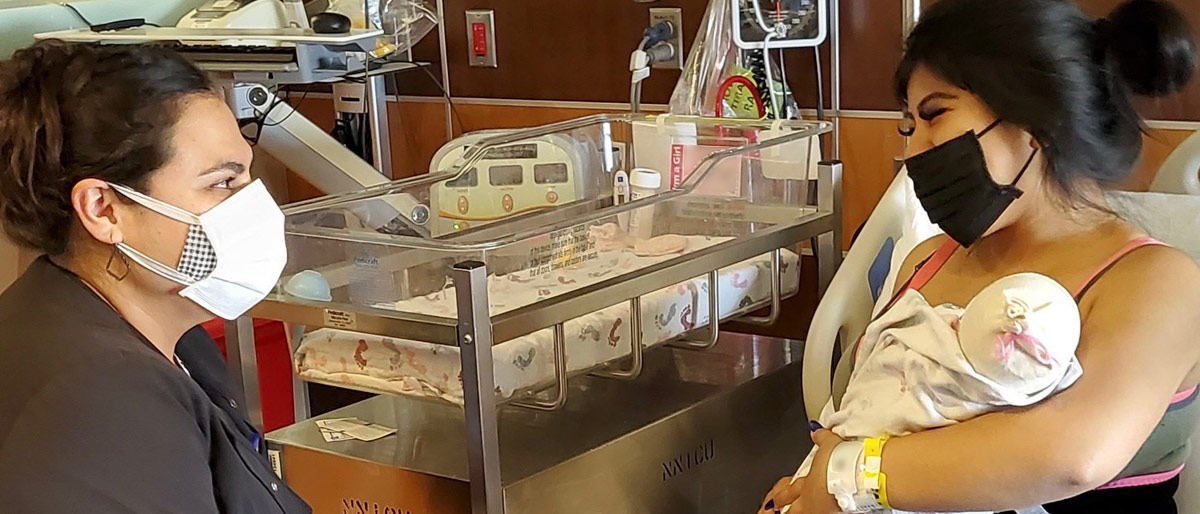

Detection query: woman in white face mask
xmin=0 ymin=40 xmax=306 ymax=514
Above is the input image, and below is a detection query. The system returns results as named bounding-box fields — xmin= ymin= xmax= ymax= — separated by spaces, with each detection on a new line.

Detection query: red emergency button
xmin=472 ymin=23 xmax=487 ymax=56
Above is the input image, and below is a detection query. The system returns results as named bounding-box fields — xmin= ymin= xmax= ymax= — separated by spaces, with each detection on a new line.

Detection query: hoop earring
xmin=106 ymin=246 xmax=130 ymax=281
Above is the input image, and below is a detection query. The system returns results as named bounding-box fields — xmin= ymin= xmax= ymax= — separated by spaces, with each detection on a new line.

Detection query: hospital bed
xmin=244 ymin=114 xmax=841 ymax=514
xmin=803 ymin=150 xmax=1200 ymax=511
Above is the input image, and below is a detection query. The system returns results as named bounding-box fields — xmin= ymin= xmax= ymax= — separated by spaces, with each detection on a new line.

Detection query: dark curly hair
xmin=0 ymin=40 xmax=214 ymax=255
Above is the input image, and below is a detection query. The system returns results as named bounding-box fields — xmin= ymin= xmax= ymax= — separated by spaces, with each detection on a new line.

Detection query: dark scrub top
xmin=0 ymin=257 xmax=310 ymax=514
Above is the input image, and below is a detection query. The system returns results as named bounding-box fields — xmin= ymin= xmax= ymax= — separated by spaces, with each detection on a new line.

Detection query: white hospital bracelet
xmin=827 ymin=441 xmax=886 ymax=513
xmin=825 ymin=441 xmax=867 ymax=512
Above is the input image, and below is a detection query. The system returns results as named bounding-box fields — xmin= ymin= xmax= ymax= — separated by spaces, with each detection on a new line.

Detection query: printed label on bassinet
xmin=525 ymin=224 xmax=599 ymax=278
xmin=676 ymin=200 xmax=748 ymax=221
xmin=348 ymin=251 xmax=398 ymax=306
xmin=324 ymin=309 xmax=358 ymax=330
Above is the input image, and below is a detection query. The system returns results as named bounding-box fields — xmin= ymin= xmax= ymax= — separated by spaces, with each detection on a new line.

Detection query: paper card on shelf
xmin=319 ymin=429 xmax=357 ymax=443
xmin=315 ymin=418 xmax=355 ymax=428
xmin=314 ymin=417 xmax=397 ymax=442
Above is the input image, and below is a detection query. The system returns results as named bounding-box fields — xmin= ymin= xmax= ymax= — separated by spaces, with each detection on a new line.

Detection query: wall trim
xmin=297 ymin=93 xmax=1199 ymax=130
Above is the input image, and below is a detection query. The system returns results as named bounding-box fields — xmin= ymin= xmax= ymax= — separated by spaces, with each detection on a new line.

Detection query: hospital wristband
xmin=862 ymin=437 xmax=891 ymax=509
xmin=827 ymin=441 xmax=884 ymax=513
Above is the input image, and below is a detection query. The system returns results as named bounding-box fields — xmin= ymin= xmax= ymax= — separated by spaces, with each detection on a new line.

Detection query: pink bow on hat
xmin=994 ymin=296 xmax=1058 ymax=367
xmin=995 ymin=330 xmax=1058 ymax=367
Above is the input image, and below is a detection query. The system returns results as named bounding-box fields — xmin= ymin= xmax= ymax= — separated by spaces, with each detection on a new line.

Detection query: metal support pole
xmin=815 ymin=160 xmax=843 ymax=297
xmin=902 ymin=0 xmax=922 ymax=43
xmin=435 ymin=0 xmax=454 ymax=140
xmin=591 ymin=297 xmax=645 ymax=380
xmin=739 ymin=249 xmax=783 ymax=326
xmin=289 ymin=324 xmax=312 ymax=422
xmin=454 ymin=261 xmax=504 ymax=514
xmin=830 ymin=0 xmax=842 ymax=161
xmin=225 ymin=317 xmax=264 ymax=430
xmin=366 ymin=74 xmax=394 ymax=178
xmin=512 ymin=324 xmax=568 ymax=410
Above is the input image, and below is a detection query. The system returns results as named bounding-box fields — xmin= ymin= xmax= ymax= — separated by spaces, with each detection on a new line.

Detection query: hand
xmin=758 ymin=430 xmax=845 ymax=514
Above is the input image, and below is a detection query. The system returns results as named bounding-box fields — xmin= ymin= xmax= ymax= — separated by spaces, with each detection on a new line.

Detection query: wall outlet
xmin=466 ymin=10 xmax=497 ymax=68
xmin=649 ymin=7 xmax=684 ymax=70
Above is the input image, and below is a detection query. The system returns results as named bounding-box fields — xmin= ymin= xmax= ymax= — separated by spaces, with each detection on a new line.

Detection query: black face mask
xmin=904 ymin=120 xmax=1039 ymax=247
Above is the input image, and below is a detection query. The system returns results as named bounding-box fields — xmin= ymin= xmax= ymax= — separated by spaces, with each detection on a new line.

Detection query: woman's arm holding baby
xmin=878 ymin=247 xmax=1200 ymax=511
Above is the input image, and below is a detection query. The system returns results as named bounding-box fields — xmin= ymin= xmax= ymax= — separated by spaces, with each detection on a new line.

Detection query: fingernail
xmin=809 ymin=420 xmax=823 ymax=432
xmin=764 ymin=500 xmax=774 ymax=510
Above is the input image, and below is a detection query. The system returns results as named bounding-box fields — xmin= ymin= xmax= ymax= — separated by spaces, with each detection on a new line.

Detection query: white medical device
xmin=178 ymin=0 xmax=297 ymax=47
xmin=731 ymin=0 xmax=827 ymax=50
xmin=429 ymin=131 xmax=593 ymax=235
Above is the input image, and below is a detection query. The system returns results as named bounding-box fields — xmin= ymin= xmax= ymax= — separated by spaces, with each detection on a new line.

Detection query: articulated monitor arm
xmin=226 ymin=83 xmax=431 ymax=236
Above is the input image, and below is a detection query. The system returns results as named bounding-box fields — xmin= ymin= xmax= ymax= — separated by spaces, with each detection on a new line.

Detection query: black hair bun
xmin=1102 ymin=0 xmax=1198 ymax=97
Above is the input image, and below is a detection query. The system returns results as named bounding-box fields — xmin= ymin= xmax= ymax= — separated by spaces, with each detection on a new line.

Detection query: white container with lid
xmin=627 ymin=168 xmax=661 ymax=240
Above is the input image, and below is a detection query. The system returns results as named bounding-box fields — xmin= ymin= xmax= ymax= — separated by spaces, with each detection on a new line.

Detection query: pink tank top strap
xmin=1072 ymin=236 xmax=1168 ymax=299
xmin=881 ymin=238 xmax=960 ymax=313
xmin=909 ymin=238 xmax=960 ymax=290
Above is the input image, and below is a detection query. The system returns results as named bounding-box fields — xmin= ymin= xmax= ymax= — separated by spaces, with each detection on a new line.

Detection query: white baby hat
xmin=957 ymin=272 xmax=1081 ymax=395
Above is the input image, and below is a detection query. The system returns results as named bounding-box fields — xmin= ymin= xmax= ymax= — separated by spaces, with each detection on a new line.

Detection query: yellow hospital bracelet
xmin=862 ymin=437 xmax=891 ymax=509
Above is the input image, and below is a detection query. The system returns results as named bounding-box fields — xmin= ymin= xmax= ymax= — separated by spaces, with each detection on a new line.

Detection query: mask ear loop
xmin=107 ymin=183 xmax=201 ymax=225
xmin=106 ymin=182 xmax=203 ymax=287
xmin=1006 ymin=147 xmax=1040 ymax=192
xmin=976 ymin=119 xmax=1004 ymax=138
xmin=116 ymin=242 xmax=197 ymax=286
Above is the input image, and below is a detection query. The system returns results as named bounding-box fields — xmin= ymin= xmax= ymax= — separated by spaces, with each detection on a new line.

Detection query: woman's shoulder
xmin=1086 ymin=242 xmax=1200 ymax=308
xmin=2 ymin=341 xmax=208 ymax=439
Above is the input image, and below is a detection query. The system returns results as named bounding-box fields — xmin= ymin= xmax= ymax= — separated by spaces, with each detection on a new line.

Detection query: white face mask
xmin=108 ymin=180 xmax=287 ymax=320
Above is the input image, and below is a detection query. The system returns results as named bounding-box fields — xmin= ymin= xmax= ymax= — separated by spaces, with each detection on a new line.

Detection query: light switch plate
xmin=466 ymin=10 xmax=497 ymax=68
xmin=649 ymin=7 xmax=684 ymax=70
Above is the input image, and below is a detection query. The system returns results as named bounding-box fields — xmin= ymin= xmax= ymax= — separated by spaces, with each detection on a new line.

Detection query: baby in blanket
xmin=788 ymin=272 xmax=1082 ymax=514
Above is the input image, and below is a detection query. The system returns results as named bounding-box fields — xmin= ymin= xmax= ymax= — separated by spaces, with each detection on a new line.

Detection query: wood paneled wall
xmin=400 ymin=0 xmax=1200 ymax=120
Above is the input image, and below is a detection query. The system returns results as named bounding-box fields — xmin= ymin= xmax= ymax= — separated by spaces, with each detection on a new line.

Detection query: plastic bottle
xmin=627 ymin=168 xmax=662 ymax=240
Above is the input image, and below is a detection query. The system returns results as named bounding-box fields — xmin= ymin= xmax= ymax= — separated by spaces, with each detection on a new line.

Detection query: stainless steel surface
xmin=672 ymin=270 xmax=720 ymax=350
xmin=591 ymin=296 xmax=645 ymax=380
xmin=251 ymin=297 xmax=459 ymax=343
xmin=268 ymin=333 xmax=812 ymax=514
xmin=815 ymin=160 xmax=842 ymax=296
xmin=738 ymin=249 xmax=781 ymax=325
xmin=512 ymin=324 xmax=569 ymax=410
xmin=367 ymin=74 xmax=395 ymax=178
xmin=465 ymin=10 xmax=497 ymax=68
xmin=226 ymin=317 xmax=264 ymax=430
xmin=649 ymin=7 xmax=685 ymax=70
xmin=454 ymin=262 xmax=504 ymax=514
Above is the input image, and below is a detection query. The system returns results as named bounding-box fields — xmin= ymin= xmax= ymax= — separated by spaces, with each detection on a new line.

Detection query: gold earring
xmin=106 ymin=246 xmax=129 ymax=281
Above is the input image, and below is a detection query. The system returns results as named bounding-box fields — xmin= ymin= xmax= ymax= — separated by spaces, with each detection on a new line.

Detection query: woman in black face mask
xmin=760 ymin=1 xmax=1200 ymax=513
